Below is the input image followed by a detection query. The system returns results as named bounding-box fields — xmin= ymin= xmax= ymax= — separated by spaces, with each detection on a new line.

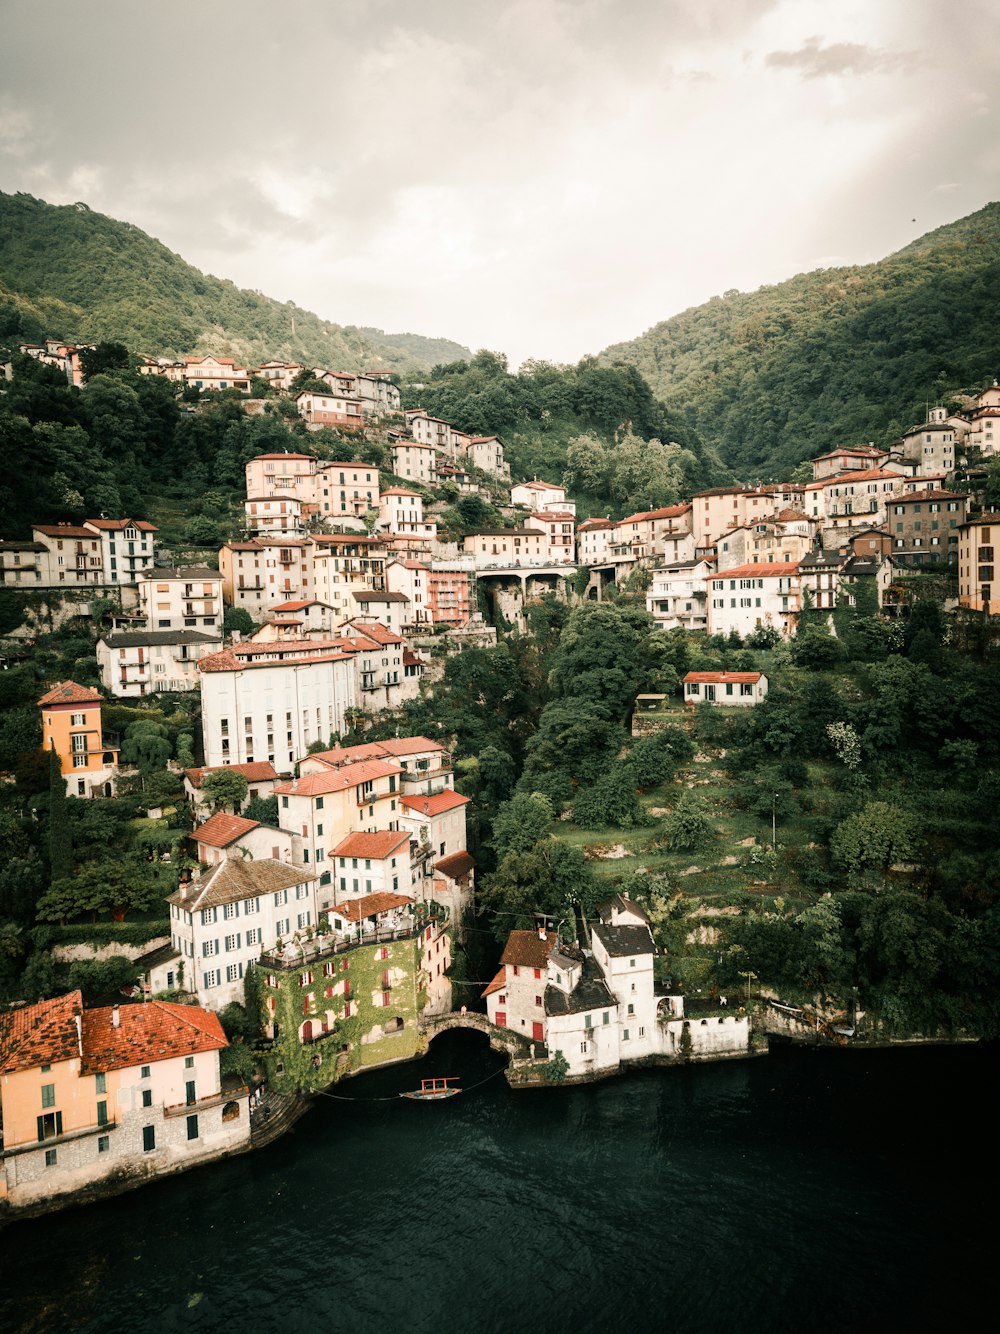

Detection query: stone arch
xmin=385 ymin=1016 xmax=404 ymax=1034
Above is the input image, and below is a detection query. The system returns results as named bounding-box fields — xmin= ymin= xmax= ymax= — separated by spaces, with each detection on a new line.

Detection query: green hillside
xmin=0 ymin=192 xmax=470 ymax=375
xmin=600 ymin=203 xmax=1000 ymax=478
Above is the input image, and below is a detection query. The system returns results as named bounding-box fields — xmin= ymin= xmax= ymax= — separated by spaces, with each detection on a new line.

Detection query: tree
xmin=223 ymin=606 xmax=255 ymax=637
xmin=79 ymin=343 xmax=131 ymax=381
xmin=660 ymin=792 xmax=714 ymax=851
xmin=201 ymin=769 xmax=250 ymax=814
xmin=790 ymin=628 xmax=846 ymax=669
xmin=492 ymin=792 xmax=554 ymax=860
xmin=830 ymin=802 xmax=920 ymax=883
xmin=243 ymin=795 xmax=279 ymax=825
xmin=67 ymin=956 xmax=140 ymax=1000
xmin=19 ymin=948 xmax=58 ymax=1001
xmin=48 ymin=745 xmax=72 ymax=882
xmin=121 ymin=720 xmax=172 ymax=773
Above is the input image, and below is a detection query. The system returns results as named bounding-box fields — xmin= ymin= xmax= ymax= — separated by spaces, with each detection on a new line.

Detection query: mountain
xmin=0 ymin=192 xmax=470 ymax=376
xmin=600 ymin=204 xmax=1000 ymax=479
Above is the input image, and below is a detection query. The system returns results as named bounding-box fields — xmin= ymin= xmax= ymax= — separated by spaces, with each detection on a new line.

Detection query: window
xmin=141 ymin=1065 xmax=150 ymax=1079
xmin=45 ymin=1148 xmax=58 ymax=1168
xmin=142 ymin=1125 xmax=156 ymax=1153
xmin=97 ymin=1100 xmax=108 ymax=1127
xmin=142 ymin=1089 xmax=153 ymax=1108
xmin=41 ymin=1083 xmax=55 ymax=1108
xmin=98 ymin=1135 xmax=110 ymax=1154
xmin=96 ymin=1072 xmax=106 ymax=1094
xmin=535 ymin=995 xmax=543 ymax=1007
xmin=187 ymin=1114 xmax=199 ymax=1141
xmin=629 ymin=958 xmax=636 ymax=968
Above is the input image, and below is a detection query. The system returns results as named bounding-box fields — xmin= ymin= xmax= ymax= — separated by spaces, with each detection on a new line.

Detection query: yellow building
xmin=38 ymin=680 xmax=119 ymax=798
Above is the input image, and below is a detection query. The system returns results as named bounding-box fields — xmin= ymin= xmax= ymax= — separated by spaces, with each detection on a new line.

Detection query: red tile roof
xmin=274 ymin=759 xmax=403 ymax=797
xmin=683 ymin=671 xmax=763 ymax=684
xmin=481 ymin=967 xmax=506 ymax=999
xmin=500 ymin=930 xmax=559 ymax=970
xmin=0 ymin=991 xmax=82 ymax=1073
xmin=332 ymin=830 xmax=411 ymax=859
xmin=400 ymin=790 xmax=470 ymax=817
xmin=823 ymin=468 xmax=907 ymax=485
xmin=33 ymin=524 xmax=94 ymax=537
xmin=381 ymin=486 xmax=421 ymax=497
xmin=85 ymin=518 xmax=158 ymax=531
xmin=332 ymin=892 xmax=413 ymax=922
xmin=79 ymin=1000 xmax=227 ymax=1074
xmin=308 ymin=737 xmax=445 ymax=768
xmin=186 ymin=761 xmax=279 ymax=788
xmin=38 ymin=680 xmax=102 ymax=707
xmin=710 ymin=562 xmax=800 ymax=579
xmin=193 ymin=812 xmax=260 ymax=848
xmin=434 ymin=850 xmax=475 ymax=879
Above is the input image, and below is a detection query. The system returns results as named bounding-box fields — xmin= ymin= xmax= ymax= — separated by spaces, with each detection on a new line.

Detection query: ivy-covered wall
xmin=258 ymin=927 xmax=452 ymax=1094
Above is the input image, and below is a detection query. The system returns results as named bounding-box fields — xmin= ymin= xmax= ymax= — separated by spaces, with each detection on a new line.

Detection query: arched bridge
xmin=419 ymin=1011 xmax=536 ymax=1060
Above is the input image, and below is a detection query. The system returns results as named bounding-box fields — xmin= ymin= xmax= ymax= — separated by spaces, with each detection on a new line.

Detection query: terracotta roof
xmin=274 ymin=759 xmax=403 ymax=797
xmin=482 ymin=967 xmax=506 ymax=999
xmin=403 ymin=649 xmax=424 ymax=667
xmin=400 ymin=790 xmax=470 ymax=817
xmin=308 ymin=737 xmax=444 ymax=767
xmin=270 ymin=599 xmax=318 ymax=611
xmin=776 ymin=508 xmax=810 ymax=522
xmin=193 ymin=812 xmax=261 ymax=848
xmin=332 ymin=892 xmax=413 ymax=922
xmin=500 ymin=930 xmax=559 ymax=970
xmin=33 ymin=524 xmax=94 ymax=537
xmin=709 ymin=562 xmax=800 ymax=579
xmin=38 ymin=680 xmax=102 ymax=707
xmin=332 ymin=830 xmax=411 ymax=859
xmin=250 ymin=452 xmax=315 ymax=461
xmin=351 ymin=589 xmax=410 ymax=603
xmin=168 ymin=858 xmax=313 ymax=911
xmin=342 ymin=620 xmax=403 ymax=644
xmin=597 ymin=893 xmax=651 ymax=924
xmin=85 ymin=518 xmax=158 ymax=532
xmin=577 ymin=518 xmax=614 ymax=531
xmin=0 ymin=991 xmax=82 ymax=1073
xmin=79 ymin=1000 xmax=227 ymax=1075
xmin=381 ymin=487 xmax=421 ymax=497
xmin=517 ymin=479 xmax=563 ymax=491
xmin=823 ymin=468 xmax=906 ymax=485
xmin=683 ymin=671 xmax=762 ymax=684
xmin=199 ymin=648 xmax=353 ymax=673
xmin=434 ymin=851 xmax=475 ymax=879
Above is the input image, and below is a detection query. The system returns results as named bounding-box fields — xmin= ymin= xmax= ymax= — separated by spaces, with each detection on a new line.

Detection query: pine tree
xmin=48 ymin=744 xmax=72 ymax=882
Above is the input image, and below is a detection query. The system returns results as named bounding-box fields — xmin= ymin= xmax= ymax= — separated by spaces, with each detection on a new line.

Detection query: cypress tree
xmin=48 ymin=744 xmax=72 ymax=882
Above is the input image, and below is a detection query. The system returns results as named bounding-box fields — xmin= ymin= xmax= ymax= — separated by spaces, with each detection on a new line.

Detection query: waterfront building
xmin=0 ymin=991 xmax=249 ymax=1210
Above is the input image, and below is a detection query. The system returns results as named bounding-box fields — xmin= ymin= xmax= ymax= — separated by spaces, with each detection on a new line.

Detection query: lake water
xmin=1 ymin=1034 xmax=995 ymax=1334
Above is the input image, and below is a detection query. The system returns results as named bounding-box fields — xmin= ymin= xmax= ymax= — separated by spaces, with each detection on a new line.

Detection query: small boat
xmin=400 ymin=1077 xmax=461 ymax=1101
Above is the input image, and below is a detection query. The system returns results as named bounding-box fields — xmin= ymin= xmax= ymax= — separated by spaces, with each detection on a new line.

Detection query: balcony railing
xmin=163 ymin=1085 xmax=248 ymax=1118
xmin=259 ymin=907 xmax=448 ymax=973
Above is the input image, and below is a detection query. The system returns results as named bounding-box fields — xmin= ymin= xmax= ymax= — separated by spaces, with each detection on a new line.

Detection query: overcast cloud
xmin=1 ymin=0 xmax=997 ymax=366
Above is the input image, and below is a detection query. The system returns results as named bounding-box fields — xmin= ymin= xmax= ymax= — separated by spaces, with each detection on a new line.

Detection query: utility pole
xmin=772 ymin=792 xmax=778 ymax=850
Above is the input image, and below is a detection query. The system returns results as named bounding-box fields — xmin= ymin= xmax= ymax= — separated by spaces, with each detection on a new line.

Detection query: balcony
xmin=163 ymin=1082 xmax=248 ymax=1118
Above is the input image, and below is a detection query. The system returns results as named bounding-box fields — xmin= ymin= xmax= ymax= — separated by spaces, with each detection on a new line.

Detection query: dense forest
xmin=0 ymin=191 xmax=470 ymax=376
xmin=600 ymin=202 xmax=1000 ymax=479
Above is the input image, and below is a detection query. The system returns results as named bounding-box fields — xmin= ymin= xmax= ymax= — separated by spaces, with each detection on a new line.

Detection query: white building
xmin=137 ymin=567 xmax=225 ymax=634
xmin=167 ymin=858 xmax=318 ymax=1008
xmin=682 ymin=671 xmax=768 ymax=706
xmin=198 ymin=643 xmax=358 ymax=769
xmin=97 ymin=629 xmax=222 ymax=697
xmin=390 ymin=441 xmax=439 ymax=484
xmin=512 ymin=480 xmax=575 ymax=516
xmin=244 ymin=496 xmax=303 ymax=537
xmin=706 ymin=562 xmax=800 ymax=639
xmin=646 ymin=559 xmax=713 ymax=632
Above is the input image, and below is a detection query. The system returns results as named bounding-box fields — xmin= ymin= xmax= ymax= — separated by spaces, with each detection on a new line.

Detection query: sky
xmin=1 ymin=0 xmax=998 ymax=367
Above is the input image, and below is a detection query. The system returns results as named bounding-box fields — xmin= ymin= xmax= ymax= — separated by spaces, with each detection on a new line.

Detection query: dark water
xmin=1 ymin=1035 xmax=996 ymax=1334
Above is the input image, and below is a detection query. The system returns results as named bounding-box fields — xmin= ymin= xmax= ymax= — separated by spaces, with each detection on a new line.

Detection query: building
xmin=294 ymin=390 xmax=364 ymax=432
xmin=190 ymin=811 xmax=294 ymax=868
xmin=137 ymin=567 xmax=224 ymax=634
xmin=483 ymin=929 xmax=561 ymax=1041
xmin=0 ymin=519 xmax=157 ymax=594
xmin=900 ymin=406 xmax=960 ymax=476
xmin=646 ymin=559 xmax=713 ymax=632
xmin=390 ymin=441 xmax=439 ymax=485
xmin=354 ymin=373 xmax=401 ymax=416
xmin=706 ymin=562 xmax=800 ymax=638
xmin=220 ymin=539 xmax=316 ymax=620
xmin=329 ymin=832 xmax=414 ymax=907
xmin=0 ymin=991 xmax=249 ymax=1210
xmin=810 ymin=446 xmax=890 ymax=481
xmin=576 ymin=518 xmax=615 ymax=567
xmin=511 ymin=480 xmax=574 ymax=516
xmin=529 ymin=511 xmax=576 ymax=564
xmin=398 ymin=788 xmax=472 ymax=867
xmin=184 ymin=760 xmax=280 ymax=814
xmin=464 ymin=435 xmax=509 ymax=477
xmin=38 ymin=681 xmax=119 ymax=798
xmin=462 ymin=528 xmax=547 ymax=567
xmin=886 ymin=490 xmax=967 ymax=566
xmin=378 ymin=488 xmax=438 ymax=545
xmin=958 ymin=513 xmax=1000 ymax=615
xmin=198 ymin=642 xmax=357 ymax=769
xmin=166 ymin=858 xmax=318 ymax=1008
xmin=244 ymin=496 xmax=304 ymax=538
xmin=254 ymin=361 xmax=304 ymax=391
xmin=97 ymin=629 xmax=222 ymax=697
xmin=683 ymin=671 xmax=768 ymax=706
xmin=315 ymin=462 xmax=380 ymax=523
xmin=183 ymin=355 xmax=250 ymax=393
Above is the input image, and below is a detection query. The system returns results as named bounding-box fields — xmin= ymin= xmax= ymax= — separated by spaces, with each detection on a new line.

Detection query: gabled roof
xmin=0 ymin=991 xmax=82 ymax=1073
xmin=100 ymin=630 xmax=220 ymax=648
xmin=332 ymin=830 xmax=411 ymax=859
xmin=308 ymin=737 xmax=445 ymax=767
xmin=33 ymin=524 xmax=94 ymax=537
xmin=482 ymin=967 xmax=507 ymax=999
xmin=38 ymin=680 xmax=102 ymax=707
xmin=596 ymin=893 xmax=651 ymax=925
xmin=193 ymin=812 xmax=260 ymax=849
xmin=80 ymin=1000 xmax=227 ymax=1074
xmin=332 ymin=892 xmax=413 ymax=922
xmin=85 ymin=518 xmax=158 ymax=532
xmin=400 ymin=790 xmax=470 ymax=817
xmin=500 ymin=930 xmax=559 ymax=970
xmin=185 ymin=761 xmax=280 ymax=788
xmin=168 ymin=858 xmax=313 ymax=911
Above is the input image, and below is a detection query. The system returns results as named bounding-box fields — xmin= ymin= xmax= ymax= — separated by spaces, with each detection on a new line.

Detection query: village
xmin=1 ymin=337 xmax=998 ymax=1218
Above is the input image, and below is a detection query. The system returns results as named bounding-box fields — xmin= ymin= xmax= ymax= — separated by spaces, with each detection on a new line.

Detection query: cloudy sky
xmin=1 ymin=0 xmax=997 ymax=366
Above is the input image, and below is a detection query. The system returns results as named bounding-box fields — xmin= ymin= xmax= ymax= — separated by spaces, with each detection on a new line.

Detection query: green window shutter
xmin=37 ymin=1115 xmax=44 ymax=1142
xmin=55 ymin=1111 xmax=63 ymax=1135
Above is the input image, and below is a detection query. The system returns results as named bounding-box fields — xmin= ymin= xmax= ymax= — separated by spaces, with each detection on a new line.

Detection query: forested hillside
xmin=403 ymin=351 xmax=727 ymax=515
xmin=0 ymin=192 xmax=470 ymax=375
xmin=601 ymin=203 xmax=1000 ymax=478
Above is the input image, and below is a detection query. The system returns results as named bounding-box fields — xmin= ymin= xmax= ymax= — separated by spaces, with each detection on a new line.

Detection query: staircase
xmin=250 ymin=1088 xmax=313 ymax=1149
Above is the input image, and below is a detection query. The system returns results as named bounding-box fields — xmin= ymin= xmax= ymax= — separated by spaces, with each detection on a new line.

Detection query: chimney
xmin=74 ymin=1012 xmax=83 ymax=1055
xmin=538 ymin=929 xmax=547 ymax=941
xmin=179 ymin=874 xmax=188 ymax=901
xmin=112 ymin=1005 xmax=120 ymax=1029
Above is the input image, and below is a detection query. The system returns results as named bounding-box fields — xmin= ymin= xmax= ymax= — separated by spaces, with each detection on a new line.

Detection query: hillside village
xmin=2 ymin=335 xmax=1000 ymax=1215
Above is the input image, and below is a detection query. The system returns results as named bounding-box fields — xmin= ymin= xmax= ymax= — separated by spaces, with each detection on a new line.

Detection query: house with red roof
xmin=0 ymin=991 xmax=249 ymax=1211
xmin=191 ymin=810 xmax=294 ymax=866
xmin=706 ymin=562 xmax=801 ymax=639
xmin=38 ymin=680 xmax=119 ymax=798
xmin=183 ymin=760 xmax=280 ymax=813
xmin=682 ymin=671 xmax=768 ymax=707
xmin=330 ymin=830 xmax=414 ymax=905
xmin=398 ymin=788 xmax=471 ymax=879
